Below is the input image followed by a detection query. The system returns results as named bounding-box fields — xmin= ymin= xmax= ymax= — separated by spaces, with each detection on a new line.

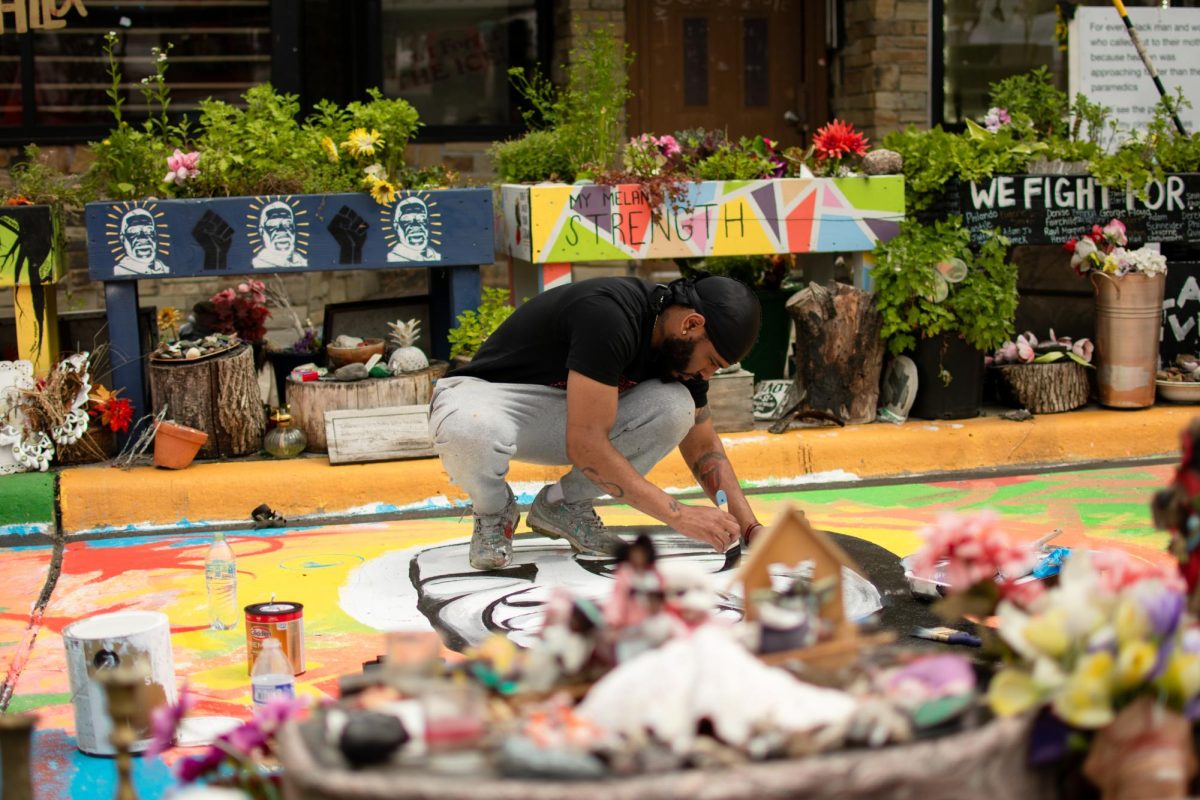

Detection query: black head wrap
xmin=652 ymin=272 xmax=762 ymax=364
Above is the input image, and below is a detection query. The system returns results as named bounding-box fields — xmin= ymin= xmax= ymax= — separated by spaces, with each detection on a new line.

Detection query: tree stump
xmin=288 ymin=366 xmax=439 ymax=453
xmin=786 ymin=283 xmax=885 ymax=425
xmin=994 ymin=362 xmax=1089 ymax=414
xmin=148 ymin=344 xmax=266 ymax=459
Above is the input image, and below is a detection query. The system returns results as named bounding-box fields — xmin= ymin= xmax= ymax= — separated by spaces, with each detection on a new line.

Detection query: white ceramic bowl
xmin=1157 ymin=380 xmax=1200 ymax=403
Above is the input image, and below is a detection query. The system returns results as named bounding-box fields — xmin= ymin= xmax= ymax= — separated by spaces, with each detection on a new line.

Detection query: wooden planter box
xmin=499 ymin=177 xmax=905 ymax=263
xmin=84 ymin=189 xmax=493 ymax=435
xmin=929 ymin=173 xmax=1200 ymax=246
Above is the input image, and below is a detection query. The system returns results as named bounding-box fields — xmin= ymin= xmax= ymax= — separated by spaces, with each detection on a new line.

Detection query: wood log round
xmin=994 ymin=362 xmax=1089 ymax=414
xmin=786 ymin=282 xmax=885 ymax=425
xmin=148 ymin=343 xmax=266 ymax=459
xmin=288 ymin=366 xmax=438 ymax=453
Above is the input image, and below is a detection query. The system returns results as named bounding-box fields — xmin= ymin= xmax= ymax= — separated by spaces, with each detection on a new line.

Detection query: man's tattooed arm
xmin=581 ymin=466 xmax=626 ymax=498
xmin=690 ymin=450 xmax=729 ymax=497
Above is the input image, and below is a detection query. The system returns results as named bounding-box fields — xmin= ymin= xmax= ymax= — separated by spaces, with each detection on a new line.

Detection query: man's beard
xmin=650 ymin=335 xmax=699 ymax=380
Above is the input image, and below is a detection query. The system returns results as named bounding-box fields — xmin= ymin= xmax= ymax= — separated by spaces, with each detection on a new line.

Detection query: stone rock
xmin=338 ymin=711 xmax=409 ymax=768
xmin=498 ymin=736 xmax=608 ymax=781
xmin=185 ymin=347 xmax=202 ymax=360
xmin=863 ymin=148 xmax=903 ymax=176
xmin=334 ymin=363 xmax=369 ymax=381
xmin=331 ymin=334 xmax=364 ymax=349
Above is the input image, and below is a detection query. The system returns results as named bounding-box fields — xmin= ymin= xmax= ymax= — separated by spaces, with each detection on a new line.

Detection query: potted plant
xmin=1063 ymin=218 xmax=1168 ymax=409
xmin=873 ymin=219 xmax=1018 ymax=419
xmin=682 ymin=255 xmax=795 ymax=380
xmin=447 ymin=288 xmax=515 ymax=365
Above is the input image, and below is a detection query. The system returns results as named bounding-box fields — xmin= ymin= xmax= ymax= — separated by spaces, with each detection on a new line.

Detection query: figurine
xmin=605 ymin=533 xmax=664 ymax=630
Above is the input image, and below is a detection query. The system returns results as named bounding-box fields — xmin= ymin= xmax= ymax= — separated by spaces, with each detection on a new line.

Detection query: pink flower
xmin=253 ymin=693 xmax=307 ymax=735
xmin=1072 ymin=338 xmax=1094 ymax=363
xmin=657 ymin=134 xmax=681 ymax=158
xmin=175 ymin=746 xmax=225 ymax=784
xmin=995 ymin=341 xmax=1019 ymax=364
xmin=144 ymin=685 xmax=195 ymax=760
xmin=164 ymin=149 xmax=201 ymax=185
xmin=1103 ymin=218 xmax=1128 ymax=247
xmin=1016 ymin=336 xmax=1035 ymax=363
xmin=910 ymin=510 xmax=1034 ymax=596
xmin=1092 ymin=549 xmax=1185 ymax=593
xmin=237 ymin=282 xmax=250 ymax=293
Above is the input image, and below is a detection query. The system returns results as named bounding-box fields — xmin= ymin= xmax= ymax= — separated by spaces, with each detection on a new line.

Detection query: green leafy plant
xmin=872 ymin=219 xmax=1017 ymax=357
xmin=448 ymin=287 xmax=515 ymax=360
xmin=492 ymin=24 xmax=632 ymax=183
xmin=6 ymin=145 xmax=91 ymax=209
xmin=987 ymin=66 xmax=1069 ymax=139
xmin=694 ymin=139 xmax=775 ymax=181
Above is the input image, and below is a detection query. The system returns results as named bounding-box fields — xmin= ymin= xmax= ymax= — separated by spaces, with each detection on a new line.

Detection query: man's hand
xmin=670 ymin=501 xmax=740 ymax=551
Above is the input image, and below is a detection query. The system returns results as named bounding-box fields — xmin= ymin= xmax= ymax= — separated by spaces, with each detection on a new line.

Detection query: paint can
xmin=245 ymin=602 xmax=305 ymax=676
xmin=62 ymin=610 xmax=176 ymax=755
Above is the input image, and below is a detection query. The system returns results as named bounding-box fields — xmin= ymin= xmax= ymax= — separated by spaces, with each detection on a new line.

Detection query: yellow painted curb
xmin=59 ymin=405 xmax=1195 ymax=535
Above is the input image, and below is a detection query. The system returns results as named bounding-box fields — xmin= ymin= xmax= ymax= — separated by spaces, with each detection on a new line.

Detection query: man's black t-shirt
xmin=450 ymin=277 xmax=708 ymax=407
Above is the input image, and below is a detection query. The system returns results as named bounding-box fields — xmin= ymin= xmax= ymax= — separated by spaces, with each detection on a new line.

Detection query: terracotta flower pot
xmin=154 ymin=421 xmax=208 ymax=470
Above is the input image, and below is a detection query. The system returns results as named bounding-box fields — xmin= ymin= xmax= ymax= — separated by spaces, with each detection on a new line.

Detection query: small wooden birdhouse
xmin=738 ymin=506 xmax=877 ymax=665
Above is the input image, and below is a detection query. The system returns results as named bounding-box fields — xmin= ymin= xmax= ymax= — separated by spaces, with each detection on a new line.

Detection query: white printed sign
xmin=1070 ymin=7 xmax=1200 ymax=138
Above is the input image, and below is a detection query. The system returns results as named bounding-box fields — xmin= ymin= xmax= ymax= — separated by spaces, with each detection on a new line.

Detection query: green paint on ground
xmin=7 ymin=692 xmax=71 ymax=714
xmin=0 ymin=472 xmax=56 ymax=527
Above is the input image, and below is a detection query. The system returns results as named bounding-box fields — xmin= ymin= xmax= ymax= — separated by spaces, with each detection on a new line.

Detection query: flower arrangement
xmin=622 ymin=133 xmax=683 ymax=179
xmin=3 ymin=353 xmax=93 ymax=470
xmin=211 ymin=280 xmax=271 ymax=344
xmin=1063 ymin=218 xmax=1167 ymax=278
xmin=147 ymin=686 xmax=307 ymax=797
xmin=989 ymin=329 xmax=1093 ymax=368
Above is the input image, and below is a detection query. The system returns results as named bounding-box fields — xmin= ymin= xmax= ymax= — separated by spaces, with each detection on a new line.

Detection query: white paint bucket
xmin=62 ymin=610 xmax=176 ymax=755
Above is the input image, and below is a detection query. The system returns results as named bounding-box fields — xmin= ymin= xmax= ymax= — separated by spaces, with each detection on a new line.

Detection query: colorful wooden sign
xmin=500 ymin=177 xmax=904 ymax=264
xmin=85 ymin=189 xmax=494 ymax=280
xmin=1 ymin=205 xmax=63 ymax=377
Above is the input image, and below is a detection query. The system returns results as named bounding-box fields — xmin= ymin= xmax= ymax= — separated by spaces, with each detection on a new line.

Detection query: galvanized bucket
xmin=1091 ymin=272 xmax=1165 ymax=409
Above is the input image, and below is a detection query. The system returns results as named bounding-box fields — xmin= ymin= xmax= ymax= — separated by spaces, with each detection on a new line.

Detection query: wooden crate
xmin=708 ymin=369 xmax=755 ymax=433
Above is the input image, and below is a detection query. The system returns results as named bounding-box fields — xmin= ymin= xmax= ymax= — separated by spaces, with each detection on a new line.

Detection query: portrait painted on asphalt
xmin=106 ymin=203 xmax=171 ymax=277
xmin=248 ymin=196 xmax=309 ymax=268
xmin=383 ymin=192 xmax=442 ymax=263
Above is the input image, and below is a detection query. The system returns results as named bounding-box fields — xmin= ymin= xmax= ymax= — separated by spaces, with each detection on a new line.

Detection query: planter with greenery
xmin=73 ymin=35 xmax=490 ymax=423
xmin=872 ymin=219 xmax=1018 ymax=420
xmin=494 ymin=26 xmax=905 ymax=269
xmin=447 ymin=288 xmax=516 ymax=364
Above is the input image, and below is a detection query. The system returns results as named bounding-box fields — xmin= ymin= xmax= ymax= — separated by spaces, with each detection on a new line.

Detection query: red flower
xmin=812 ymin=119 xmax=869 ymax=161
xmin=102 ymin=397 xmax=134 ymax=433
xmin=1063 ymin=237 xmax=1078 ymax=253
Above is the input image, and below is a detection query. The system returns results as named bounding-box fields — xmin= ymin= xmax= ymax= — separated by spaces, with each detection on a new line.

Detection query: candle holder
xmin=0 ymin=712 xmax=37 ymax=800
xmin=99 ymin=663 xmax=147 ymax=800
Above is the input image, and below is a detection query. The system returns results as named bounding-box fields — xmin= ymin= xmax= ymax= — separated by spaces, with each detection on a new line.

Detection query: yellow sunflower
xmin=341 ymin=128 xmax=384 ymax=158
xmin=362 ymin=174 xmax=396 ymax=205
xmin=320 ymin=136 xmax=339 ymax=163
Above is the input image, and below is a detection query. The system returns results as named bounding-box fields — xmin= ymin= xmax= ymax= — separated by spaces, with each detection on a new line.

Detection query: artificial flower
xmin=320 ymin=135 xmax=339 ymax=163
xmin=988 ymin=667 xmax=1041 ymax=716
xmin=1102 ymin=218 xmax=1128 ymax=247
xmin=1015 ymin=335 xmax=1035 ymax=363
xmin=341 ymin=127 xmax=383 ymax=158
xmin=811 ymin=119 xmax=869 ymax=162
xmin=1023 ymin=607 xmax=1071 ymax=658
xmin=1052 ymin=670 xmax=1115 ymax=729
xmin=1157 ymin=651 xmax=1200 ymax=702
xmin=1115 ymin=640 xmax=1157 ymax=688
xmin=163 ymin=148 xmax=200 ymax=185
xmin=1070 ymin=236 xmax=1097 ymax=272
xmin=1072 ymin=338 xmax=1094 ymax=363
xmin=363 ymin=174 xmax=397 ymax=205
xmin=1114 ymin=595 xmax=1150 ymax=644
xmin=174 ymin=747 xmax=224 ymax=783
xmin=145 ymin=685 xmax=194 ymax=759
xmin=157 ymin=307 xmax=183 ymax=340
xmin=983 ymin=107 xmax=1011 ymax=133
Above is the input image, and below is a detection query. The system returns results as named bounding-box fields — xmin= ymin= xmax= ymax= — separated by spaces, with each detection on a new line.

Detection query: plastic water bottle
xmin=204 ymin=532 xmax=238 ymax=630
xmin=251 ymin=638 xmax=295 ymax=706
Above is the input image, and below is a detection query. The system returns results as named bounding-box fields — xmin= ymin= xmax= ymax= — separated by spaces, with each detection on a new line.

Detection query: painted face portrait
xmin=260 ymin=204 xmax=296 ymax=256
xmin=395 ymin=199 xmax=430 ymax=249
xmin=120 ymin=211 xmax=157 ymax=265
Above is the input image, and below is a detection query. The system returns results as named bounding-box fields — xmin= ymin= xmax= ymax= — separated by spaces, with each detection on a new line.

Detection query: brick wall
xmin=552 ymin=0 xmax=625 ymax=87
xmin=831 ymin=0 xmax=930 ymax=142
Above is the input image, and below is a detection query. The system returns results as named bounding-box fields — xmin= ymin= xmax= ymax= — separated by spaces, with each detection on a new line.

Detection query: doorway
xmin=626 ymin=1 xmax=828 ymax=147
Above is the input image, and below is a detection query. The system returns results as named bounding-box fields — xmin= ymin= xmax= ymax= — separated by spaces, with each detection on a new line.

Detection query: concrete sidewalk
xmin=29 ymin=403 xmax=1193 ymax=539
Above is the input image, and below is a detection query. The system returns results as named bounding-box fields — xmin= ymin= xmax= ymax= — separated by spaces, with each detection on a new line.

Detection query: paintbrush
xmin=911 ymin=626 xmax=981 ymax=647
xmin=715 ymin=490 xmax=740 ymax=554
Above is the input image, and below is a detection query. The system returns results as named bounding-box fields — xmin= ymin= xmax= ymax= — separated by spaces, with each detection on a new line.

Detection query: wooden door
xmin=627 ymin=1 xmax=827 ymax=148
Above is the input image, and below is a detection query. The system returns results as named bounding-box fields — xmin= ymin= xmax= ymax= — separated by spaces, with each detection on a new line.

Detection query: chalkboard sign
xmin=947 ymin=173 xmax=1200 ymax=246
xmin=1162 ymin=262 xmax=1200 ymax=366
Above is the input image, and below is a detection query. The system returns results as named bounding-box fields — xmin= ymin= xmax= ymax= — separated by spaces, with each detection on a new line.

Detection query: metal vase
xmin=1091 ymin=272 xmax=1165 ymax=408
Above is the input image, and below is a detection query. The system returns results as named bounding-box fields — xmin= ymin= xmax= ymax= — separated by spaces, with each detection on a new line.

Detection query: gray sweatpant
xmin=429 ymin=376 xmax=695 ymax=515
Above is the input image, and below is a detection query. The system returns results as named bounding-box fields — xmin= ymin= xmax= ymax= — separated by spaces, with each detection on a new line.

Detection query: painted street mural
xmin=84 ymin=188 xmax=493 ymax=280
xmin=500 ymin=176 xmax=904 ymax=263
xmin=0 ymin=464 xmax=1176 ymax=798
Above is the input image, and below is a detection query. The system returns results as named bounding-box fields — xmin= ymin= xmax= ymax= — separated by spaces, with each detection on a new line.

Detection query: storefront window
xmin=938 ymin=0 xmax=1200 ymax=128
xmin=380 ymin=0 xmax=539 ymax=128
xmin=0 ymin=0 xmax=271 ymax=140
